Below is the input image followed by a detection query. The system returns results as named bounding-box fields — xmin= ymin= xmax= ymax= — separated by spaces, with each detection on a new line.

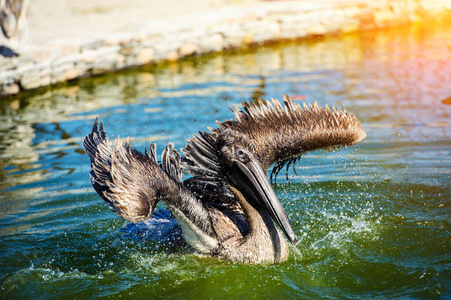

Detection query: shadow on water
xmin=1 ymin=19 xmax=450 ymax=299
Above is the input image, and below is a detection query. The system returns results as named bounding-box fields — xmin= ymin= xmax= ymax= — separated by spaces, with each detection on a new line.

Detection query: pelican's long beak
xmin=228 ymin=158 xmax=297 ymax=244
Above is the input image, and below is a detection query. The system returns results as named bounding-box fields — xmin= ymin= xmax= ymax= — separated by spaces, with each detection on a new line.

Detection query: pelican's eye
xmin=235 ymin=148 xmax=250 ymax=163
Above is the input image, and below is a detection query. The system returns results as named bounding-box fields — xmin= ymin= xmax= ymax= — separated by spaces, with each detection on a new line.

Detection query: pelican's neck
xmin=224 ymin=185 xmax=289 ymax=263
xmin=229 ymin=185 xmax=267 ymax=237
xmin=161 ymin=178 xmax=219 ymax=253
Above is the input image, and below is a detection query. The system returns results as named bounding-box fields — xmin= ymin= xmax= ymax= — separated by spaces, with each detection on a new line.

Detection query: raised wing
xmin=216 ymin=95 xmax=366 ymax=174
xmin=83 ymin=119 xmax=219 ymax=250
xmin=83 ymin=118 xmax=165 ymax=222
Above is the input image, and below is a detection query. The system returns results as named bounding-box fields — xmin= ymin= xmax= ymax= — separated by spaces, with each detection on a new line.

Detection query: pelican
xmin=0 ymin=0 xmax=28 ymax=57
xmin=83 ymin=96 xmax=366 ymax=264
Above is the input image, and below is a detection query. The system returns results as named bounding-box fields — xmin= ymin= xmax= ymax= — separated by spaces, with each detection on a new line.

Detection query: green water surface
xmin=0 ymin=20 xmax=450 ymax=299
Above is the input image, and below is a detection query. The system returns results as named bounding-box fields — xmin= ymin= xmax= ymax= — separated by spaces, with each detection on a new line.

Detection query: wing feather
xmin=215 ymin=95 xmax=366 ymax=172
xmin=83 ymin=118 xmax=164 ymax=222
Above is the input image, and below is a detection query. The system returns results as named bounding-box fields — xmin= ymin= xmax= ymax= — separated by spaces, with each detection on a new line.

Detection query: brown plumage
xmin=83 ymin=95 xmax=366 ymax=264
xmin=215 ymin=95 xmax=366 ymax=176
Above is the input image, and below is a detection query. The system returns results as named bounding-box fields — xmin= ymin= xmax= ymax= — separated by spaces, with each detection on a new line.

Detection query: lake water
xmin=1 ymin=20 xmax=450 ymax=299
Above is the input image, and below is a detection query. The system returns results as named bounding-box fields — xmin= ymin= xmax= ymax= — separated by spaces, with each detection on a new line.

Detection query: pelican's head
xmin=217 ymin=129 xmax=297 ymax=244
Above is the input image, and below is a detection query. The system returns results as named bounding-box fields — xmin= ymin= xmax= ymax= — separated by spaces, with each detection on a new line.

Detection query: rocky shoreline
xmin=1 ymin=0 xmax=450 ymax=98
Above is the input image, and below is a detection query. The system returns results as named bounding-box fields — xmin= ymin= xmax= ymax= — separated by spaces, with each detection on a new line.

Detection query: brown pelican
xmin=0 ymin=0 xmax=28 ymax=56
xmin=83 ymin=96 xmax=366 ymax=264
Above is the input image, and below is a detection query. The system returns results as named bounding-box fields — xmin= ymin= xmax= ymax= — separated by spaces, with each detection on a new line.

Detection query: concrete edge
xmin=1 ymin=0 xmax=450 ymax=98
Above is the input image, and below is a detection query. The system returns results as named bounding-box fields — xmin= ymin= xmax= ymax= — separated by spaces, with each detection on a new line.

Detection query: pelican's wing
xmin=215 ymin=95 xmax=366 ymax=173
xmin=83 ymin=118 xmax=164 ymax=223
xmin=83 ymin=119 xmax=219 ymax=250
xmin=181 ymin=131 xmax=234 ymax=202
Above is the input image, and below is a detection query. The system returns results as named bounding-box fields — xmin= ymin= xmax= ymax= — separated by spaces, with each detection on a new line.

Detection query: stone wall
xmin=0 ymin=0 xmax=450 ymax=98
